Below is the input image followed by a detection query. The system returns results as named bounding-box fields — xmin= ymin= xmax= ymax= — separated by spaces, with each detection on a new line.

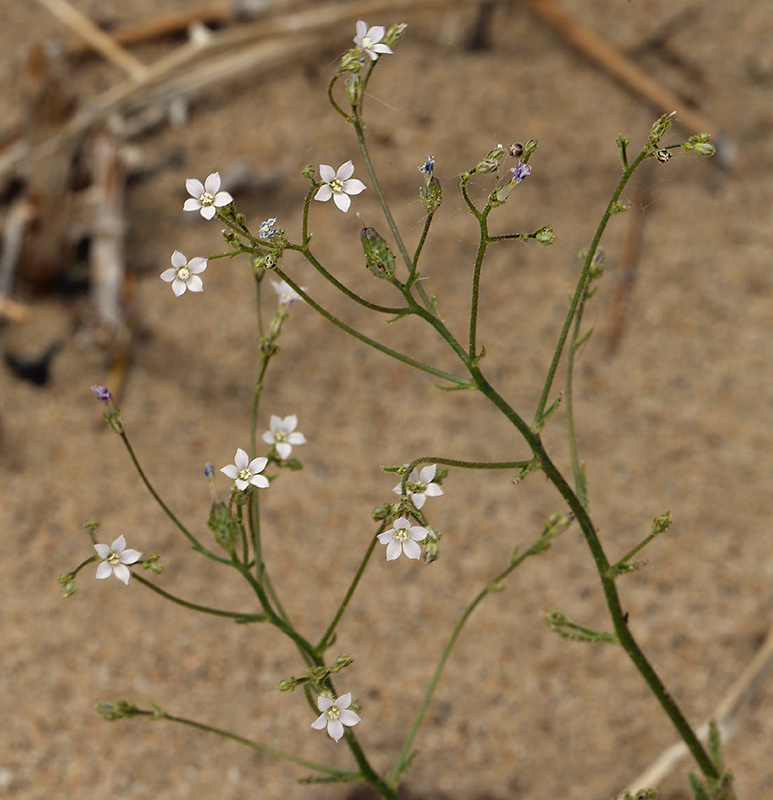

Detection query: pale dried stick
xmin=619 ymin=625 xmax=773 ymax=797
xmin=34 ymin=0 xmax=148 ymax=80
xmin=520 ymin=0 xmax=717 ymax=138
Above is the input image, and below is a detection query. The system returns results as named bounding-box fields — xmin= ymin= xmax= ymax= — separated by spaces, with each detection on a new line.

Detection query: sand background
xmin=1 ymin=1 xmax=773 ymax=799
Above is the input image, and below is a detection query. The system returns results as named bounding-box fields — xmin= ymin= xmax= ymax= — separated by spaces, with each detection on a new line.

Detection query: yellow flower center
xmin=107 ymin=551 xmax=121 ymax=566
xmin=329 ymin=179 xmax=344 ymax=194
xmin=326 ymin=705 xmax=341 ymax=721
xmin=177 ymin=265 xmax=191 ymax=281
xmin=238 ymin=468 xmax=252 ymax=482
xmin=200 ymin=191 xmax=215 ymax=206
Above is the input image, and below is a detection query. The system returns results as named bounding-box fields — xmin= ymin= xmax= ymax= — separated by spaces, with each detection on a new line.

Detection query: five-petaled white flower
xmin=314 ymin=161 xmax=366 ymax=213
xmin=183 ymin=172 xmax=233 ymax=220
xmin=161 ymin=251 xmax=208 ymax=296
xmin=311 ymin=693 xmax=361 ymax=742
xmin=271 ymin=279 xmax=306 ymax=307
xmin=377 ymin=516 xmax=429 ymax=561
xmin=221 ymin=448 xmax=269 ymax=491
xmin=94 ymin=535 xmax=142 ymax=585
xmin=392 ymin=464 xmax=443 ymax=510
xmin=262 ymin=415 xmax=306 ymax=460
xmin=353 ymin=21 xmax=393 ymax=61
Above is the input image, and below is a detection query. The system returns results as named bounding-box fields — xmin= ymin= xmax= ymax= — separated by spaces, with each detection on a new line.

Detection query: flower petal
xmin=171 ymin=250 xmax=187 ymax=268
xmin=288 ymin=432 xmax=306 ymax=445
xmin=234 ymin=449 xmax=249 ymax=469
xmin=183 ymin=198 xmax=202 ymax=211
xmin=120 ymin=549 xmax=142 ymax=565
xmin=411 ymin=493 xmax=426 ymax=509
xmin=314 ymin=185 xmax=332 ymax=202
xmin=160 ymin=268 xmax=177 ymax=283
xmin=333 ymin=192 xmax=351 ymax=212
xmin=377 ymin=530 xmax=394 ymax=545
xmin=221 ymin=465 xmax=238 ymax=479
xmin=366 ymin=25 xmax=385 ymax=42
xmin=94 ymin=543 xmax=111 ymax=559
xmin=249 ymin=475 xmax=270 ymax=489
xmin=336 ymin=161 xmax=355 ymax=181
xmin=409 ymin=526 xmax=429 ymax=542
xmin=113 ymin=563 xmax=132 ymax=584
xmin=335 ymin=693 xmax=352 ymax=708
xmin=419 ymin=464 xmax=437 ymax=483
xmin=186 ymin=275 xmax=204 ymax=293
xmin=188 ymin=257 xmax=208 ymax=274
xmin=201 ymin=206 xmax=217 ymax=220
xmin=186 ymin=178 xmax=205 ymax=198
xmin=172 ymin=278 xmax=187 ymax=296
xmin=355 ymin=20 xmax=367 ymax=41
xmin=425 ymin=484 xmax=443 ymax=498
xmin=342 ymin=178 xmax=366 ymax=196
xmin=339 ymin=710 xmax=361 ymax=727
xmin=111 ymin=535 xmax=127 ymax=552
xmin=95 ymin=562 xmax=113 ymax=580
xmin=204 ymin=172 xmax=221 ymax=194
xmin=317 ymin=696 xmax=334 ymax=711
xmin=214 ymin=191 xmax=233 ymax=207
xmin=386 ymin=539 xmax=403 ymax=560
xmin=249 ymin=456 xmax=267 ymax=474
xmin=276 ymin=442 xmax=292 ymax=460
xmin=311 ymin=713 xmax=328 ymax=730
xmin=327 ymin=719 xmax=344 ymax=742
xmin=319 ymin=164 xmax=336 ymax=183
xmin=402 ymin=538 xmax=422 ymax=560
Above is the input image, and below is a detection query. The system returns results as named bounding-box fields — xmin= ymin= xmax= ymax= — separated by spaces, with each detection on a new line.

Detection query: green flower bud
xmin=693 ymin=142 xmax=716 ymax=156
xmin=347 ymin=73 xmax=364 ymax=107
xmin=535 ymin=226 xmax=555 ymax=246
xmin=383 ymin=23 xmax=408 ymax=47
xmin=420 ymin=176 xmax=442 ymax=214
xmin=361 ymin=226 xmax=396 ymax=278
xmin=207 ymin=500 xmax=239 ymax=555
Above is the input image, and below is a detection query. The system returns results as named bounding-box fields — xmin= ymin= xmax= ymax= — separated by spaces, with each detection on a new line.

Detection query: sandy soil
xmin=2 ymin=2 xmax=773 ymax=799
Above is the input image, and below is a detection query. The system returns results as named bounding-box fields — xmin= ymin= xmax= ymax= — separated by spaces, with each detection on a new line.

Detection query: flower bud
xmin=693 ymin=142 xmax=715 ymax=157
xmin=535 ymin=226 xmax=555 ymax=246
xmin=383 ymin=23 xmax=408 ymax=47
xmin=361 ymin=226 xmax=396 ymax=278
xmin=420 ymin=176 xmax=442 ymax=214
xmin=346 ymin=73 xmax=364 ymax=107
xmin=207 ymin=500 xmax=239 ymax=555
xmin=655 ymin=148 xmax=672 ymax=163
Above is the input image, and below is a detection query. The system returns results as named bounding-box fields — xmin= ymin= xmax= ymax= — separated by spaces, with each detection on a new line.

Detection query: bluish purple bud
xmin=91 ymin=385 xmax=113 ymax=405
xmin=509 ymin=161 xmax=531 ymax=184
xmin=418 ymin=156 xmax=435 ymax=176
xmin=204 ymin=463 xmax=215 ymax=479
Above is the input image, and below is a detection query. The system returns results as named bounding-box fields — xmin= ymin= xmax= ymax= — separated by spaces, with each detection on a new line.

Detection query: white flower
xmin=311 ymin=693 xmax=361 ymax=742
xmin=183 ymin=172 xmax=233 ymax=220
xmin=160 ymin=251 xmax=207 ymax=296
xmin=262 ymin=415 xmax=306 ymax=460
xmin=392 ymin=464 xmax=444 ymax=510
xmin=94 ymin=535 xmax=142 ymax=585
xmin=377 ymin=516 xmax=428 ymax=561
xmin=353 ymin=21 xmax=393 ymax=61
xmin=220 ymin=448 xmax=269 ymax=491
xmin=314 ymin=161 xmax=366 ymax=213
xmin=271 ymin=279 xmax=306 ymax=307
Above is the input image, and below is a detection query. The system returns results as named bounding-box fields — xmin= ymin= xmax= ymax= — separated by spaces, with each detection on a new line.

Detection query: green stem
xmin=407 ymin=213 xmax=434 ymax=288
xmin=564 ymin=286 xmax=589 ymax=508
xmin=353 ymin=117 xmax=412 ymax=272
xmin=470 ymin=367 xmax=719 ymax=780
xmin=533 ymin=146 xmax=650 ymax=427
xmin=468 ymin=212 xmax=490 ymax=358
xmin=138 ymin=708 xmax=355 ymax=778
xmin=132 ymin=573 xmax=265 ymax=622
xmin=119 ymin=432 xmax=230 ymax=564
xmin=316 ymin=524 xmax=385 ymax=653
xmin=390 ymin=532 xmax=548 ymax=784
xmin=274 ymin=270 xmax=469 ymax=386
xmin=286 ymin=244 xmax=408 ymax=316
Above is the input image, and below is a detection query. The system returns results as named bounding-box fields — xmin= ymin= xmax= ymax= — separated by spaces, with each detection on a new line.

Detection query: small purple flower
xmin=509 ymin=161 xmax=531 ymax=184
xmin=91 ymin=385 xmax=113 ymax=405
